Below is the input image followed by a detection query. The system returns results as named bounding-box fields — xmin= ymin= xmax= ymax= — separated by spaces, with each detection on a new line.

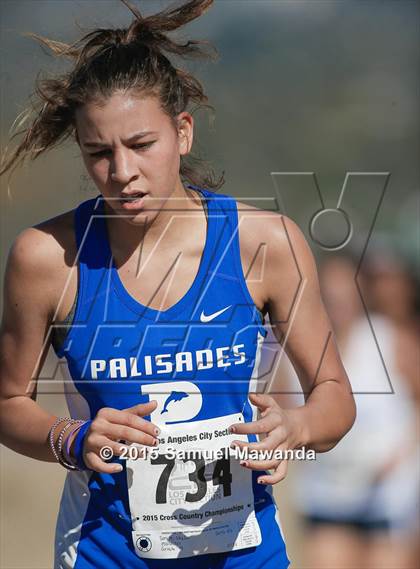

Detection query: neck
xmin=103 ymin=181 xmax=203 ymax=261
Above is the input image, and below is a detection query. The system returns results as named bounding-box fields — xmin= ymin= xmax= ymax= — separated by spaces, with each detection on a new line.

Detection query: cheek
xmin=155 ymin=141 xmax=177 ymax=165
xmin=159 ymin=130 xmax=182 ymax=161
xmin=151 ymin=141 xmax=181 ymax=178
xmin=87 ymin=160 xmax=109 ymax=185
xmin=89 ymin=159 xmax=105 ymax=176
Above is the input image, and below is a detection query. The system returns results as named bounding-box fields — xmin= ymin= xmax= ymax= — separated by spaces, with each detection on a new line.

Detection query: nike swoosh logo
xmin=200 ymin=305 xmax=232 ymax=323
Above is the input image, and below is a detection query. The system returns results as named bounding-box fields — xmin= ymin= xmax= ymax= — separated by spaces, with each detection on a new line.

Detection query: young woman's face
xmin=75 ymin=91 xmax=193 ymax=224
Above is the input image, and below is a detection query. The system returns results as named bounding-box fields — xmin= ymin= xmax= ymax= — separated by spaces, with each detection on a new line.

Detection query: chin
xmin=121 ymin=209 xmax=157 ymax=226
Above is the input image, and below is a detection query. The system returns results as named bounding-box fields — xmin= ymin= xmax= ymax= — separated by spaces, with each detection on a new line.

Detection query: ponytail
xmin=0 ymin=0 xmax=224 ymax=191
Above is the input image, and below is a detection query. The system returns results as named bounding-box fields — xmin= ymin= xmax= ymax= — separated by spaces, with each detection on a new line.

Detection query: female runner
xmin=0 ymin=1 xmax=356 ymax=568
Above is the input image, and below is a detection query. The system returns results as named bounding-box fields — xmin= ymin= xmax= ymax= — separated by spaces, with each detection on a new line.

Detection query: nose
xmin=109 ymin=148 xmax=139 ymax=184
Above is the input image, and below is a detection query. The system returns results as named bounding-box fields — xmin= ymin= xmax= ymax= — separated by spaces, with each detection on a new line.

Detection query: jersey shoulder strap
xmin=198 ymin=188 xmax=266 ymax=334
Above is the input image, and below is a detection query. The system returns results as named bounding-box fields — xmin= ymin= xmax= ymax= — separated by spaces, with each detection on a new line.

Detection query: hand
xmin=229 ymin=393 xmax=303 ymax=485
xmin=71 ymin=401 xmax=160 ymax=474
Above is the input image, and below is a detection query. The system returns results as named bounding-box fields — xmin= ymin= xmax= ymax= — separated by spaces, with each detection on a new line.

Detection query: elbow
xmin=341 ymin=387 xmax=357 ymax=438
xmin=331 ymin=381 xmax=357 ymax=447
xmin=347 ymin=391 xmax=357 ymax=431
xmin=313 ymin=388 xmax=357 ymax=454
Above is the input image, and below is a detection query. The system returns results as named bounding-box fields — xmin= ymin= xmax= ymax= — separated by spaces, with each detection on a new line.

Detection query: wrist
xmin=284 ymin=407 xmax=311 ymax=449
xmin=48 ymin=417 xmax=85 ymax=470
xmin=63 ymin=422 xmax=84 ymax=462
xmin=72 ymin=420 xmax=92 ymax=470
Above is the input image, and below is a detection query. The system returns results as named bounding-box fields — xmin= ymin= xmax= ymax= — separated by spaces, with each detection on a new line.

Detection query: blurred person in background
xmin=361 ymin=246 xmax=420 ymax=566
xmin=289 ymin=252 xmax=419 ymax=569
xmin=362 ymin=247 xmax=420 ymax=401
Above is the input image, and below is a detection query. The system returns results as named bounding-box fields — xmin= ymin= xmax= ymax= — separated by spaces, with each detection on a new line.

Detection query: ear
xmin=176 ymin=112 xmax=193 ymax=156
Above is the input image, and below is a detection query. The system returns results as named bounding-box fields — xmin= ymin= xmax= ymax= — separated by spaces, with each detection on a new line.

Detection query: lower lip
xmin=120 ymin=195 xmax=147 ymax=210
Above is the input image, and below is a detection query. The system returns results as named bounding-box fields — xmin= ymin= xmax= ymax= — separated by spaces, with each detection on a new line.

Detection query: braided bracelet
xmin=48 ymin=416 xmax=68 ymax=464
xmin=57 ymin=420 xmax=85 ymax=471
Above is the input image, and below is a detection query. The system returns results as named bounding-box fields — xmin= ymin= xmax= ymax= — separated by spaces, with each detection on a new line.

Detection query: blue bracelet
xmin=72 ymin=420 xmax=92 ymax=470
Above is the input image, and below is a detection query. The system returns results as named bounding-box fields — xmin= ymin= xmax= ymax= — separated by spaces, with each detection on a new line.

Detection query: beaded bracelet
xmin=48 ymin=416 xmax=68 ymax=463
xmin=48 ymin=417 xmax=85 ymax=471
xmin=57 ymin=420 xmax=85 ymax=471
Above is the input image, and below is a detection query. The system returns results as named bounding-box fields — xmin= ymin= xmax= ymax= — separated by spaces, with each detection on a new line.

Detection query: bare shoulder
xmin=235 ymin=199 xmax=318 ymax=311
xmin=5 ymin=208 xmax=77 ymax=317
xmin=236 ymin=199 xmax=312 ymax=265
xmin=8 ymin=208 xmax=76 ymax=272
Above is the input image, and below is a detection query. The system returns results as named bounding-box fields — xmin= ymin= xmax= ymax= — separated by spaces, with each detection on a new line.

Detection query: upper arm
xmin=262 ymin=214 xmax=351 ymax=397
xmin=0 ymin=227 xmax=61 ymax=400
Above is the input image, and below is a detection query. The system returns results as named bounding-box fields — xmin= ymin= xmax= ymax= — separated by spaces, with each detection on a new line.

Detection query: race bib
xmin=126 ymin=413 xmax=262 ymax=559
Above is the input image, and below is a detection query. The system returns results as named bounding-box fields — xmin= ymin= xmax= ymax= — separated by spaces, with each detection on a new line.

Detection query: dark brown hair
xmin=0 ymin=0 xmax=225 ymax=191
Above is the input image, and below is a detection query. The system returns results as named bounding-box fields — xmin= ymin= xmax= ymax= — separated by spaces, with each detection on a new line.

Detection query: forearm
xmin=284 ymin=379 xmax=356 ymax=453
xmin=0 ymin=395 xmax=69 ymax=462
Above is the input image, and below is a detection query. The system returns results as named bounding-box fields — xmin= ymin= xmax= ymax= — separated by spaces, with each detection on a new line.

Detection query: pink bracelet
xmin=57 ymin=422 xmax=79 ymax=469
xmin=48 ymin=417 xmax=84 ymax=471
xmin=64 ymin=422 xmax=84 ymax=461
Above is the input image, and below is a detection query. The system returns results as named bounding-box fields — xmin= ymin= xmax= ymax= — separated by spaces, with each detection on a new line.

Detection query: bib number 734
xmin=152 ymin=454 xmax=233 ymax=504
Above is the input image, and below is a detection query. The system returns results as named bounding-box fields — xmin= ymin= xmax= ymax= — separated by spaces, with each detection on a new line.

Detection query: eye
xmin=132 ymin=141 xmax=154 ymax=151
xmin=89 ymin=149 xmax=111 ymax=158
xmin=88 ymin=141 xmax=154 ymax=158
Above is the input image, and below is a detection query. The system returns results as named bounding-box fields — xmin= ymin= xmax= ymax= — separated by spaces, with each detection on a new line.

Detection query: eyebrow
xmin=82 ymin=130 xmax=158 ymax=148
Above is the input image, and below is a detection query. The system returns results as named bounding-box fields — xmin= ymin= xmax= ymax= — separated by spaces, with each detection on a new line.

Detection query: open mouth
xmin=119 ymin=192 xmax=147 ymax=210
xmin=121 ymin=191 xmax=146 ymax=201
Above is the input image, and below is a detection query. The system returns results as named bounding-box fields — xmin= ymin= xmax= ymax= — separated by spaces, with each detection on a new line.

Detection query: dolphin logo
xmin=161 ymin=391 xmax=189 ymax=414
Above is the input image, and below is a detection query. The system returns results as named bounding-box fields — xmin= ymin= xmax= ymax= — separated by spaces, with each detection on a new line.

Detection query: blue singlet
xmin=52 ymin=185 xmax=290 ymax=569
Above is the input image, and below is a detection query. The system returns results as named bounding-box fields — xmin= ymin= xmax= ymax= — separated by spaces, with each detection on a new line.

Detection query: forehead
xmin=75 ymin=92 xmax=169 ymax=139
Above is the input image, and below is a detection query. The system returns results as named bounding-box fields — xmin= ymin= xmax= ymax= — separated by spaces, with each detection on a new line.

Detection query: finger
xmin=85 ymin=450 xmax=123 ymax=474
xmin=126 ymin=400 xmax=160 ymax=431
xmin=236 ymin=440 xmax=289 ymax=470
xmin=107 ymin=424 xmax=159 ymax=448
xmin=260 ymin=407 xmax=271 ymax=419
xmin=92 ymin=436 xmax=144 ymax=459
xmin=125 ymin=400 xmax=158 ymax=417
xmin=257 ymin=460 xmax=289 ymax=485
xmin=229 ymin=413 xmax=279 ymax=435
xmin=98 ymin=408 xmax=160 ymax=437
xmin=239 ymin=457 xmax=282 ymax=471
xmin=248 ymin=392 xmax=276 ymax=411
xmin=230 ymin=433 xmax=287 ymax=453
